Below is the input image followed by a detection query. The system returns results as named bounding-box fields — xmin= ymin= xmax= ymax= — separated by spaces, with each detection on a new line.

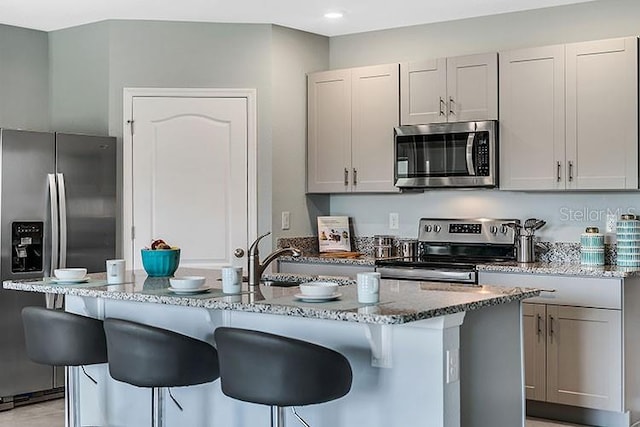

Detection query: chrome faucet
xmin=243 ymin=232 xmax=301 ymax=292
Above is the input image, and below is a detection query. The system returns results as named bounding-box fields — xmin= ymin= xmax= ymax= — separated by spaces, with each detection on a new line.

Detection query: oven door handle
xmin=465 ymin=133 xmax=476 ymax=176
xmin=377 ymin=267 xmax=476 ymax=283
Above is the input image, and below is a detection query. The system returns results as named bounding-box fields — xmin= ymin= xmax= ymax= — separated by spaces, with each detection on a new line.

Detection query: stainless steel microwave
xmin=394 ymin=120 xmax=497 ymax=189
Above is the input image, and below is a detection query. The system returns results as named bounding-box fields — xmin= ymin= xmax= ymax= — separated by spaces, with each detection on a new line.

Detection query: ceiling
xmin=1 ymin=0 xmax=600 ymax=36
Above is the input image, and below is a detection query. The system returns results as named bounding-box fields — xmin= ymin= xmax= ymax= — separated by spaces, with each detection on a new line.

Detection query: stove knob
xmin=490 ymin=225 xmax=498 ymax=235
xmin=434 ymin=225 xmax=441 ymax=233
xmin=425 ymin=225 xmax=433 ymax=232
xmin=500 ymin=225 xmax=508 ymax=234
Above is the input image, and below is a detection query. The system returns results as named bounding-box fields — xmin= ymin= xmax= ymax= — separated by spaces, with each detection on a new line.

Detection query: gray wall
xmin=271 ymin=25 xmax=329 ymax=243
xmin=49 ymin=20 xmax=323 ymax=251
xmin=0 ymin=24 xmax=49 ymax=130
xmin=49 ymin=22 xmax=109 ymax=134
xmin=329 ymin=0 xmax=640 ymax=242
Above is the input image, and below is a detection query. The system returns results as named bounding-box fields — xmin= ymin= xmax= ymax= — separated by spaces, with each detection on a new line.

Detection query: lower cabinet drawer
xmin=478 ymin=272 xmax=622 ymax=309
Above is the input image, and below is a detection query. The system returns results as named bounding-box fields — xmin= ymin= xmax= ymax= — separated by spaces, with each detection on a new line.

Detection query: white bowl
xmin=54 ymin=268 xmax=87 ymax=280
xmin=299 ymin=281 xmax=338 ymax=297
xmin=169 ymin=276 xmax=206 ymax=290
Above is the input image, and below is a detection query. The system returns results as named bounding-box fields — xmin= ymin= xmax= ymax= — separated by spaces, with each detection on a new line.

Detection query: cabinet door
xmin=565 ymin=37 xmax=638 ymax=190
xmin=307 ymin=69 xmax=352 ymax=193
xmin=446 ymin=53 xmax=498 ymax=122
xmin=546 ymin=306 xmax=622 ymax=411
xmin=400 ymin=58 xmax=447 ymax=125
xmin=523 ymin=303 xmax=547 ymax=401
xmin=351 ymin=64 xmax=400 ymax=193
xmin=499 ymin=45 xmax=566 ymax=190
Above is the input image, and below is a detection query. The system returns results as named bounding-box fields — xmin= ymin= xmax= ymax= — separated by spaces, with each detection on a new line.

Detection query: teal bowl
xmin=141 ymin=249 xmax=180 ymax=277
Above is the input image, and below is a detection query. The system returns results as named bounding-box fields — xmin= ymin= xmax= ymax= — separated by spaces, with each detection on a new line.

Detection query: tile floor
xmin=0 ymin=398 xmax=587 ymax=427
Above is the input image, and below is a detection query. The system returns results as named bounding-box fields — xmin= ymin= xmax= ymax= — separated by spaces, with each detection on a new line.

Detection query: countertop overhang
xmin=3 ymin=268 xmax=539 ymax=325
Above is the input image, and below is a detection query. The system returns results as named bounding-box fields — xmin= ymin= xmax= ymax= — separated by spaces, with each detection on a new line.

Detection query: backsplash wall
xmin=330 ymin=191 xmax=640 ymax=243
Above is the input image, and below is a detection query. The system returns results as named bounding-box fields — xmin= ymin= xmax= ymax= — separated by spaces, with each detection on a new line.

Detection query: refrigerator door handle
xmin=57 ymin=173 xmax=67 ymax=268
xmin=48 ymin=174 xmax=59 ymax=274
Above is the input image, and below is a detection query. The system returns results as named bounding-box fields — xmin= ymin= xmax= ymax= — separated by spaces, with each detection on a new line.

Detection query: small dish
xmin=51 ymin=277 xmax=90 ymax=284
xmin=54 ymin=268 xmax=87 ymax=280
xmin=168 ymin=285 xmax=212 ymax=295
xmin=299 ymin=281 xmax=339 ymax=297
xmin=169 ymin=276 xmax=206 ymax=290
xmin=294 ymin=292 xmax=342 ymax=302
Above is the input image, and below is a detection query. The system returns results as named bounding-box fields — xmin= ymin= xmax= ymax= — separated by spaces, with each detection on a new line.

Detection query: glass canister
xmin=581 ymin=226 xmax=604 ymax=266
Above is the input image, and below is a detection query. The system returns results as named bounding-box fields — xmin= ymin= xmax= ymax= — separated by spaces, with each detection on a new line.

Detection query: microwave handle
xmin=465 ymin=133 xmax=476 ymax=176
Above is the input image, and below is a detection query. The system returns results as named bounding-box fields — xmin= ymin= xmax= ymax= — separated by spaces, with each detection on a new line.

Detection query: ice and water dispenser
xmin=11 ymin=221 xmax=43 ymax=273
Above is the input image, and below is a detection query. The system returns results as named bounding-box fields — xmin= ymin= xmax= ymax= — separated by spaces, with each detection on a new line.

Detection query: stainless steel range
xmin=376 ymin=218 xmax=517 ymax=284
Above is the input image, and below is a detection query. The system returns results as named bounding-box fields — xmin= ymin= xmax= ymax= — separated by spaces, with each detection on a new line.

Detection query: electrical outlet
xmin=389 ymin=213 xmax=399 ymax=230
xmin=446 ymin=349 xmax=459 ymax=383
xmin=281 ymin=211 xmax=290 ymax=230
xmin=606 ymin=214 xmax=617 ymax=233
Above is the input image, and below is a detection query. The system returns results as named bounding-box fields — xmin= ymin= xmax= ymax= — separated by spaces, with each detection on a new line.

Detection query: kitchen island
xmin=4 ymin=268 xmax=539 ymax=427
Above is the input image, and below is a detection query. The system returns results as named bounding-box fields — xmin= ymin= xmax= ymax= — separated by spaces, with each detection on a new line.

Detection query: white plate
xmin=168 ymin=285 xmax=212 ymax=295
xmin=50 ymin=277 xmax=89 ymax=284
xmin=294 ymin=292 xmax=342 ymax=302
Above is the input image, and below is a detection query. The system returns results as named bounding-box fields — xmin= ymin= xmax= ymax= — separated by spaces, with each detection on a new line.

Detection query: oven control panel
xmin=418 ymin=218 xmax=517 ymax=245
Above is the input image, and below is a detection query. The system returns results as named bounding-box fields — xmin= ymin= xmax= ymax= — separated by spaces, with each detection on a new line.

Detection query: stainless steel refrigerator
xmin=0 ymin=129 xmax=116 ymax=403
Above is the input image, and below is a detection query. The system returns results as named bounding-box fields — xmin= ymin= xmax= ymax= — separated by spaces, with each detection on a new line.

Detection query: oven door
xmin=377 ymin=266 xmax=477 ymax=284
xmin=394 ymin=121 xmax=496 ymax=188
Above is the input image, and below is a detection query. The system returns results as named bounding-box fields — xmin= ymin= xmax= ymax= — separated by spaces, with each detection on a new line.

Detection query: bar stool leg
xmin=151 ymin=387 xmax=164 ymax=427
xmin=66 ymin=366 xmax=81 ymax=427
xmin=270 ymin=406 xmax=286 ymax=427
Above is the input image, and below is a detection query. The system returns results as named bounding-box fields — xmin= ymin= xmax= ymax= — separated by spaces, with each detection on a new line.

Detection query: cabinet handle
xmin=449 ymin=97 xmax=455 ymax=115
xmin=536 ymin=313 xmax=543 ymax=336
xmin=568 ymin=161 xmax=574 ymax=182
xmin=556 ymin=161 xmax=562 ymax=182
xmin=353 ymin=168 xmax=358 ymax=185
xmin=548 ymin=315 xmax=554 ymax=339
xmin=439 ymin=97 xmax=446 ymax=116
xmin=344 ymin=168 xmax=349 ymax=186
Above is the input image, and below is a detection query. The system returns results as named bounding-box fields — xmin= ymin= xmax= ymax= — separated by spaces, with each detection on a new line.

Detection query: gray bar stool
xmin=214 ymin=327 xmax=353 ymax=427
xmin=103 ymin=318 xmax=219 ymax=427
xmin=22 ymin=306 xmax=108 ymax=427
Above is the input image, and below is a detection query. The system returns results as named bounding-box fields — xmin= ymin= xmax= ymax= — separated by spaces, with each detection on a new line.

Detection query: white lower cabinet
xmin=479 ymin=272 xmax=623 ymax=413
xmin=524 ymin=302 xmax=622 ymax=411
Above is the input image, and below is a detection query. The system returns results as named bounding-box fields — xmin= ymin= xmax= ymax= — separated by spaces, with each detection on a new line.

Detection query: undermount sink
xmin=261 ymin=280 xmax=301 ymax=287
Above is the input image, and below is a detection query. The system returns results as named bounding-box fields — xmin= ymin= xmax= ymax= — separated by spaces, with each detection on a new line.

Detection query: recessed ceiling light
xmin=324 ymin=12 xmax=344 ymax=19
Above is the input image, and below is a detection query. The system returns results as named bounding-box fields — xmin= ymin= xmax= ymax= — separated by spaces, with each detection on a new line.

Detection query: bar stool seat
xmin=22 ymin=306 xmax=108 ymax=427
xmin=103 ymin=318 xmax=219 ymax=427
xmin=214 ymin=327 xmax=352 ymax=426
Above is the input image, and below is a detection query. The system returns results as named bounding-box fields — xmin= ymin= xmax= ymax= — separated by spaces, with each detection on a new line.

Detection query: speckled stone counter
xmin=6 ymin=267 xmax=534 ymax=426
xmin=477 ymin=262 xmax=640 ymax=278
xmin=278 ymin=254 xmax=378 ymax=266
xmin=3 ymin=267 xmax=539 ymax=325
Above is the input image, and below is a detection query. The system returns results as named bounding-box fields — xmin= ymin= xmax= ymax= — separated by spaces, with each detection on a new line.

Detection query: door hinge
xmin=127 ymin=120 xmax=134 ymax=135
xmin=131 ymin=226 xmax=135 ymax=240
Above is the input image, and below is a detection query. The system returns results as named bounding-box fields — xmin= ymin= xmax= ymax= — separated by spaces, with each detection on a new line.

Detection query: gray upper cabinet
xmin=307 ymin=64 xmax=399 ymax=194
xmin=400 ymin=53 xmax=498 ymax=125
xmin=500 ymin=36 xmax=638 ymax=191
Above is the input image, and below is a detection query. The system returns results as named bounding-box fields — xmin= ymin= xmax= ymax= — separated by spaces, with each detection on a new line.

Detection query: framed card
xmin=317 ymin=216 xmax=351 ymax=253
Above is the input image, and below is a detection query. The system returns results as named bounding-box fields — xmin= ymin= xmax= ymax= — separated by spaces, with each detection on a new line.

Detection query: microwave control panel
xmin=474 ymin=133 xmax=490 ymax=176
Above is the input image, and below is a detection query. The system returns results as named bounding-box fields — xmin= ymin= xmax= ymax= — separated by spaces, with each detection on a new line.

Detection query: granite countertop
xmin=3 ymin=268 xmax=539 ymax=325
xmin=476 ymin=262 xmax=640 ymax=278
xmin=278 ymin=254 xmax=377 ymax=266
xmin=281 ymin=254 xmax=640 ymax=278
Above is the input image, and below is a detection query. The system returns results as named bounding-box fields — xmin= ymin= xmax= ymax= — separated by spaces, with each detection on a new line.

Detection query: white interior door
xmin=126 ymin=94 xmax=252 ymax=270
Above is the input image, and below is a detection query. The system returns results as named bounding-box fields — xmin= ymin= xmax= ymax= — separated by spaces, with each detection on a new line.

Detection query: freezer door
xmin=56 ymin=133 xmax=116 ymax=273
xmin=0 ymin=129 xmax=55 ymax=396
